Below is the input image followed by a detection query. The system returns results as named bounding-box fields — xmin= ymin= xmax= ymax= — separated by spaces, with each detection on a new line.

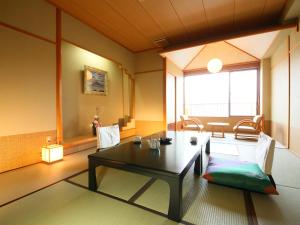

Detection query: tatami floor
xmin=1 ymin=133 xmax=300 ymax=225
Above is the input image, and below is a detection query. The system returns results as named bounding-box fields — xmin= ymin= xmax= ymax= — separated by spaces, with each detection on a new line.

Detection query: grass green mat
xmin=68 ymin=167 xmax=151 ymax=201
xmin=135 ymin=167 xmax=249 ymax=225
xmin=0 ymin=182 xmax=182 ymax=225
xmin=252 ymin=185 xmax=300 ymax=225
xmin=69 ymin=166 xmax=249 ymax=225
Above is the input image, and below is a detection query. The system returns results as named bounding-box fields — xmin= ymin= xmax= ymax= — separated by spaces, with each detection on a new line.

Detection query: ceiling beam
xmin=160 ymin=18 xmax=298 ymax=53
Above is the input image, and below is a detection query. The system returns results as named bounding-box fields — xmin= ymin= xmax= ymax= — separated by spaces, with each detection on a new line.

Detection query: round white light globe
xmin=207 ymin=58 xmax=223 ymax=73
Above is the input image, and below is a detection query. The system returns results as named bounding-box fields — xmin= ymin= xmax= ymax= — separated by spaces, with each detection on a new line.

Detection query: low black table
xmin=88 ymin=131 xmax=210 ymax=222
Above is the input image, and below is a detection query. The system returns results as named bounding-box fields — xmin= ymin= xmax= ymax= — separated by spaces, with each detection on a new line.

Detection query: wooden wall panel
xmin=0 ymin=130 xmax=57 ymax=173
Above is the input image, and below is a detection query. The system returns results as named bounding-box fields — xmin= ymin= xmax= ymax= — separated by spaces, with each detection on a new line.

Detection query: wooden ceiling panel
xmin=263 ymin=0 xmax=287 ymax=21
xmin=49 ymin=0 xmax=290 ymax=52
xmin=234 ymin=0 xmax=266 ymax=28
xmin=138 ymin=0 xmax=189 ymax=44
xmin=71 ymin=0 xmax=153 ymax=50
xmin=104 ymin=0 xmax=163 ymax=42
xmin=203 ymin=0 xmax=235 ymax=31
xmin=170 ymin=0 xmax=209 ymax=35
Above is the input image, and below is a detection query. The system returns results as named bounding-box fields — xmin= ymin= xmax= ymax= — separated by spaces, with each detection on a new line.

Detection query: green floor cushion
xmin=203 ymin=157 xmax=278 ymax=194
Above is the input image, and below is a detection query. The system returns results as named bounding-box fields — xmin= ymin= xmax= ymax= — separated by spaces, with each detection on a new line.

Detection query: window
xmin=185 ymin=69 xmax=258 ymax=117
xmin=185 ymin=72 xmax=229 ymax=117
xmin=230 ymin=70 xmax=257 ymax=116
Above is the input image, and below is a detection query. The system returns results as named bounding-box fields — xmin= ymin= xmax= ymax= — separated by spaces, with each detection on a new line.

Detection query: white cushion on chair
xmin=255 ymin=132 xmax=275 ymax=175
xmin=97 ymin=124 xmax=120 ymax=149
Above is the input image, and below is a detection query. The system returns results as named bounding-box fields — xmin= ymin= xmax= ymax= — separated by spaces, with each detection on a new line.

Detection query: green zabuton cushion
xmin=203 ymin=157 xmax=278 ymax=194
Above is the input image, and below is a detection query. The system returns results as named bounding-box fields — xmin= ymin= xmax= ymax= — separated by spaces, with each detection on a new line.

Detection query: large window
xmin=185 ymin=69 xmax=258 ymax=117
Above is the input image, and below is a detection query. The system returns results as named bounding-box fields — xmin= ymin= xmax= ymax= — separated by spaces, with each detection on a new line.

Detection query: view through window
xmin=185 ymin=69 xmax=258 ymax=117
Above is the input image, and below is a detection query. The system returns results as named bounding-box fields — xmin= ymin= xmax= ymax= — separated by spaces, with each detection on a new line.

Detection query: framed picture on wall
xmin=83 ymin=65 xmax=108 ymax=95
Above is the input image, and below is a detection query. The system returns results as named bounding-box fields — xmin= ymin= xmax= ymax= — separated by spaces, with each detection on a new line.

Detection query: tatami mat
xmin=68 ymin=167 xmax=151 ymax=200
xmin=271 ymin=148 xmax=300 ymax=188
xmin=134 ymin=167 xmax=249 ymax=225
xmin=0 ymin=148 xmax=96 ymax=206
xmin=0 ymin=182 xmax=182 ymax=225
xmin=252 ymin=186 xmax=300 ymax=225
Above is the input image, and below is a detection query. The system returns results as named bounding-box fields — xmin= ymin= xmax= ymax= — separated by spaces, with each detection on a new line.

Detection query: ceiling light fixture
xmin=207 ymin=58 xmax=223 ymax=73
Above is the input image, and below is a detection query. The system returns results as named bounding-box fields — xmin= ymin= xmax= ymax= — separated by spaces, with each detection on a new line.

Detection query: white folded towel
xmin=97 ymin=124 xmax=120 ymax=149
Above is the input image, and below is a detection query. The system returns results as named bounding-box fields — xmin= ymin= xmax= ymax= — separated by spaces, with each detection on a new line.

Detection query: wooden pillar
xmin=163 ymin=58 xmax=167 ymax=130
xmin=56 ymin=9 xmax=63 ymax=144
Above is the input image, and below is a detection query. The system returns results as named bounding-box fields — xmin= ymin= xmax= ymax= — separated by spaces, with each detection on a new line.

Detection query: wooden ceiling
xmin=48 ymin=0 xmax=290 ymax=52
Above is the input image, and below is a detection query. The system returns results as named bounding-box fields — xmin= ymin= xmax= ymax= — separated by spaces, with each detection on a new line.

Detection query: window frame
xmin=183 ymin=62 xmax=260 ymax=117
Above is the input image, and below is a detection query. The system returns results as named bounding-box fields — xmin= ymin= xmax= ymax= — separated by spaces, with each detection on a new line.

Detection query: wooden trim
xmin=160 ymin=18 xmax=298 ymax=53
xmin=128 ymin=178 xmax=156 ymax=202
xmin=183 ymin=45 xmax=207 ymax=70
xmin=224 ymin=41 xmax=260 ymax=61
xmin=184 ymin=61 xmax=260 ymax=76
xmin=134 ymin=46 xmax=162 ymax=53
xmin=256 ymin=66 xmax=261 ymax=115
xmin=122 ymin=69 xmax=125 ymax=117
xmin=183 ymin=74 xmax=186 ymax=114
xmin=131 ymin=79 xmax=135 ymax=118
xmin=56 ymin=9 xmax=63 ymax=144
xmin=163 ymin=58 xmax=167 ymax=130
xmin=174 ymin=76 xmax=177 ymax=131
xmin=243 ymin=191 xmax=259 ymax=225
xmin=135 ymin=69 xmax=163 ymax=75
xmin=0 ymin=21 xmax=55 ymax=45
xmin=288 ymin=35 xmax=291 ymax=148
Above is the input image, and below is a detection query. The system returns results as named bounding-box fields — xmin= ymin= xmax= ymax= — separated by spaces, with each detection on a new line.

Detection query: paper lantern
xmin=207 ymin=58 xmax=223 ymax=73
xmin=42 ymin=144 xmax=63 ymax=163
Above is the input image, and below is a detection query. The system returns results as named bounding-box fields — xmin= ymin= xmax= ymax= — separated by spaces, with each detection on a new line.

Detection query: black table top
xmin=88 ymin=131 xmax=210 ymax=175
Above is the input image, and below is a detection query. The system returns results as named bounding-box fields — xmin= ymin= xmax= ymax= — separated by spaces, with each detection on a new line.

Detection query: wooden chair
xmin=180 ymin=115 xmax=204 ymax=132
xmin=233 ymin=115 xmax=264 ymax=139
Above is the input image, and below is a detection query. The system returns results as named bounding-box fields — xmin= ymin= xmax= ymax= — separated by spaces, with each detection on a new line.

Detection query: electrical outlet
xmin=46 ymin=136 xmax=51 ymax=144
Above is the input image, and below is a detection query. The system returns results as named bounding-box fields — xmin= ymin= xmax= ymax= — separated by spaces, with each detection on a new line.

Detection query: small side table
xmin=207 ymin=122 xmax=230 ymax=138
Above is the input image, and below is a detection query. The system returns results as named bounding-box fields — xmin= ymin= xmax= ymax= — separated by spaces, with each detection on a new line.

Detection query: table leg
xmin=211 ymin=125 xmax=214 ymax=137
xmin=167 ymin=177 xmax=183 ymax=222
xmin=88 ymin=160 xmax=97 ymax=191
xmin=205 ymin=138 xmax=210 ymax=154
xmin=194 ymin=153 xmax=201 ymax=175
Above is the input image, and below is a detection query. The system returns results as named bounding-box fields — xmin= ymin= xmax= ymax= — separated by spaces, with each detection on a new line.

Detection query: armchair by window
xmin=233 ymin=115 xmax=264 ymax=139
xmin=180 ymin=115 xmax=204 ymax=132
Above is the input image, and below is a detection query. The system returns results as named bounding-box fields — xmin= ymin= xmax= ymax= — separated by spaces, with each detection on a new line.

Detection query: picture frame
xmin=83 ymin=65 xmax=108 ymax=95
